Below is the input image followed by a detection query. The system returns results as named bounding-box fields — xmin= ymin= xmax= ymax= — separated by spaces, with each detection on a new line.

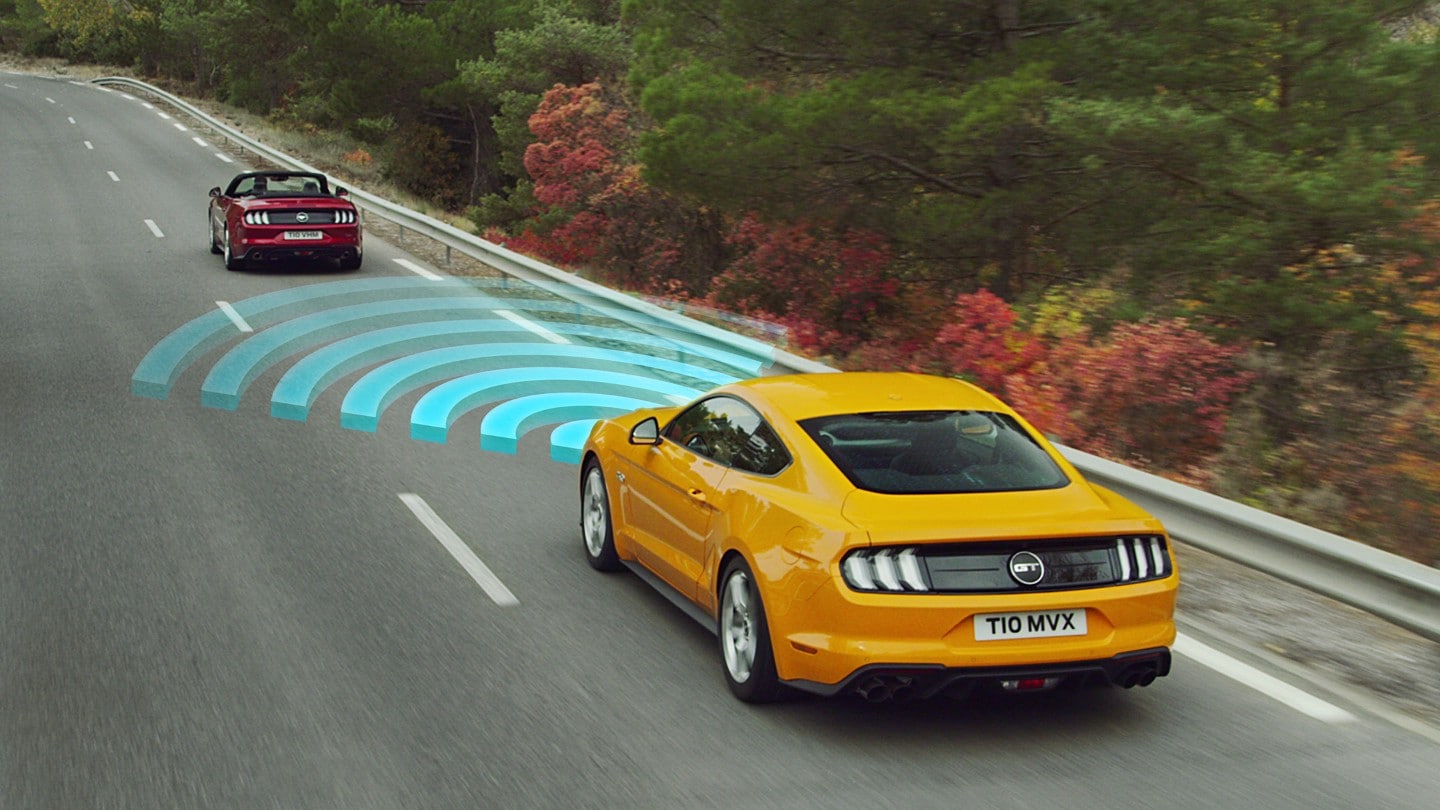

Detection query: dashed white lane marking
xmin=121 ymin=93 xmax=136 ymax=100
xmin=173 ymin=122 xmax=188 ymax=132
xmin=399 ymin=494 xmax=518 ymax=607
xmin=215 ymin=153 xmax=233 ymax=164
xmin=1174 ymin=633 xmax=1357 ymax=724
xmin=495 ymin=309 xmax=569 ymax=344
xmin=216 ymin=301 xmax=253 ymax=333
xmin=143 ymin=219 xmax=164 ymax=238
xmin=44 ymin=97 xmax=55 ymax=104
xmin=393 ymin=257 xmax=443 ymax=281
xmin=142 ymin=102 xmax=154 ymax=109
xmin=68 ymin=80 xmax=84 ymax=86
xmin=84 ymin=141 xmax=94 ymax=150
xmin=107 ymin=171 xmax=120 ymax=182
xmin=67 ymin=116 xmax=75 ymax=124
xmin=192 ymin=136 xmax=209 ymax=147
xmin=157 ymin=111 xmax=171 ymax=120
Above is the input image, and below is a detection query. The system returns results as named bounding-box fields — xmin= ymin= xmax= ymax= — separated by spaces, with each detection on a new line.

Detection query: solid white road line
xmin=216 ymin=301 xmax=253 ymax=333
xmin=399 ymin=494 xmax=519 ymax=607
xmin=393 ymin=257 xmax=444 ymax=280
xmin=495 ymin=309 xmax=569 ymax=344
xmin=1174 ymin=633 xmax=1357 ymax=724
xmin=144 ymin=220 xmax=164 ymax=238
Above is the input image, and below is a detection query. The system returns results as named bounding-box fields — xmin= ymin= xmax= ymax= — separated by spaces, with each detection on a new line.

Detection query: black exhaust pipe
xmin=1116 ymin=663 xmax=1158 ymax=688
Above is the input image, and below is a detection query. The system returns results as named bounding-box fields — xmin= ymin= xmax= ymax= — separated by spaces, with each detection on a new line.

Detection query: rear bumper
xmin=764 ymin=567 xmax=1178 ymax=692
xmin=234 ymin=227 xmax=361 ymax=262
xmin=782 ymin=646 xmax=1171 ymax=699
xmin=240 ymin=243 xmax=361 ymax=263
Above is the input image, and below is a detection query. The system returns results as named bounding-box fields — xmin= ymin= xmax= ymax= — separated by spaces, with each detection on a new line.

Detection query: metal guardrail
xmin=1063 ymin=447 xmax=1440 ymax=643
xmin=94 ymin=76 xmax=1440 ymax=642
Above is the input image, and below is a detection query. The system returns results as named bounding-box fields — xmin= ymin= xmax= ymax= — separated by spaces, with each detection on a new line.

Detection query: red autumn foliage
xmin=525 ymin=83 xmax=630 ymax=210
xmin=1047 ymin=320 xmax=1253 ymax=469
xmin=513 ymin=83 xmax=1253 ymax=479
xmin=485 ymin=221 xmax=599 ymax=267
xmin=706 ymin=216 xmax=899 ymax=356
xmin=908 ymin=290 xmax=1046 ymax=391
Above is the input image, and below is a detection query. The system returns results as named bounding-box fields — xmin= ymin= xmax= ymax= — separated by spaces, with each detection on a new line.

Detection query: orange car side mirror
xmin=630 ymin=417 xmax=661 ymax=446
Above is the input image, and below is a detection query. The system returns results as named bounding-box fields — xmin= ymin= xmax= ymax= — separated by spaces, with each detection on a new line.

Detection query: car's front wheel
xmin=222 ymin=225 xmax=244 ymax=271
xmin=719 ymin=558 xmax=785 ymax=703
xmin=581 ymin=459 xmax=622 ymax=572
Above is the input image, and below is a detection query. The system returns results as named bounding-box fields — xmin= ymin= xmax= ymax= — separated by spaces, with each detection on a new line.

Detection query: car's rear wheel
xmin=222 ymin=225 xmax=244 ymax=271
xmin=581 ymin=459 xmax=622 ymax=572
xmin=339 ymin=253 xmax=362 ymax=271
xmin=208 ymin=215 xmax=221 ymax=254
xmin=719 ymin=558 xmax=785 ymax=703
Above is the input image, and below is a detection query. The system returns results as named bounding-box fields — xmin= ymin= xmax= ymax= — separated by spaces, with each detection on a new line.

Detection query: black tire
xmin=339 ymin=253 xmax=362 ymax=271
xmin=718 ymin=557 xmax=786 ymax=703
xmin=208 ymin=215 xmax=222 ymax=254
xmin=222 ymin=225 xmax=245 ymax=271
xmin=581 ymin=459 xmax=622 ymax=572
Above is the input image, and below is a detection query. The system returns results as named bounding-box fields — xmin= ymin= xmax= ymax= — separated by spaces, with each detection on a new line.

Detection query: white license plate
xmin=974 ymin=608 xmax=1087 ymax=641
xmin=283 ymin=230 xmax=323 ymax=240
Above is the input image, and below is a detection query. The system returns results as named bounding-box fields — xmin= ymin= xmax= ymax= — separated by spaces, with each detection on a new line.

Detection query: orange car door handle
xmin=688 ymin=488 xmax=707 ymax=503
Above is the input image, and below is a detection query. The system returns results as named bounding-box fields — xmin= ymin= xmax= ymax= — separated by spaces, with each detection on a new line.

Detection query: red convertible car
xmin=208 ymin=171 xmax=363 ymax=271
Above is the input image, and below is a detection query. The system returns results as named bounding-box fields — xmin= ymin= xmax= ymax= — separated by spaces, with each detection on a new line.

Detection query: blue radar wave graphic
xmin=130 ymin=277 xmax=770 ymax=463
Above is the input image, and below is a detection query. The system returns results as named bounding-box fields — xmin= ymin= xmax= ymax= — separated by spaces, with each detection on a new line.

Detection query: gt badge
xmin=1008 ymin=551 xmax=1045 ymax=586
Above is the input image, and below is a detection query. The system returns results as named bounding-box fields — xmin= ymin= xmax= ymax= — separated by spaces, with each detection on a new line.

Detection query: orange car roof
xmin=723 ymin=372 xmax=1009 ymax=421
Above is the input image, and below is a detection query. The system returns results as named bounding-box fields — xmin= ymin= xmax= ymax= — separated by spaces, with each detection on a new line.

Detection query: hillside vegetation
xmin=5 ymin=0 xmax=1440 ymax=564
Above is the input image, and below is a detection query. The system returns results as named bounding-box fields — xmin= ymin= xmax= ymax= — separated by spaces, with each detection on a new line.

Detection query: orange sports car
xmin=579 ymin=372 xmax=1177 ymax=703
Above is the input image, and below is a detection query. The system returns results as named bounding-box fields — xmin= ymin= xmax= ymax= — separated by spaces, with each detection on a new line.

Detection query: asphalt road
xmin=3 ymin=69 xmax=1438 ymax=810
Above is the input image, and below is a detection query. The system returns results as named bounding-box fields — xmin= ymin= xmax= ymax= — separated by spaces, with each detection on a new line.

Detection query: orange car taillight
xmin=1114 ymin=536 xmax=1170 ymax=582
xmin=842 ymin=548 xmax=930 ymax=592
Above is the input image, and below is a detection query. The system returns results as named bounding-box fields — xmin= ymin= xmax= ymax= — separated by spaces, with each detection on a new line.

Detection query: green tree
xmin=1049 ymin=0 xmax=1440 ymax=295
xmin=0 ymin=0 xmax=60 ymax=55
xmin=190 ymin=0 xmax=304 ymax=111
xmin=455 ymin=0 xmax=629 ymax=223
xmin=626 ymin=0 xmax=1080 ymax=294
xmin=289 ymin=0 xmax=448 ymax=126
xmin=627 ymin=0 xmax=1440 ymax=309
